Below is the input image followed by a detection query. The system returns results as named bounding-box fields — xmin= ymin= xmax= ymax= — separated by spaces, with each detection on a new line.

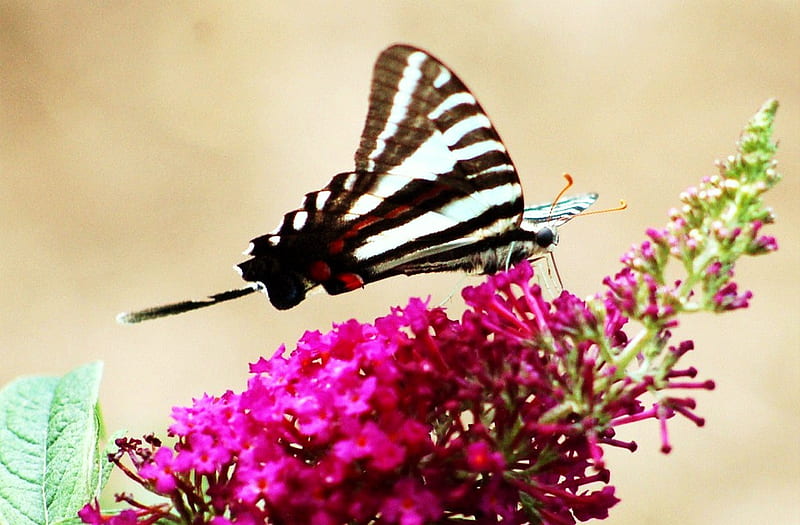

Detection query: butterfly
xmin=118 ymin=44 xmax=597 ymax=323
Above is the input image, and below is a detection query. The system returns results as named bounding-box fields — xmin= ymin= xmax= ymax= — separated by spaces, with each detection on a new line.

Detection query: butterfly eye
xmin=535 ymin=227 xmax=555 ymax=248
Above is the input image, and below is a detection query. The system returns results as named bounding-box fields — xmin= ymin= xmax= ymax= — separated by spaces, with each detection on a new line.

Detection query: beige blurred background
xmin=2 ymin=2 xmax=798 ymax=523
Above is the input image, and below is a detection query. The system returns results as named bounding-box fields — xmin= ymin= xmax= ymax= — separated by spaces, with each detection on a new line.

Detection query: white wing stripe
xmin=367 ymin=52 xmax=427 ymax=171
xmin=437 ymin=183 xmax=519 ymax=220
xmin=442 ymin=114 xmax=491 ymax=147
xmin=388 ymin=132 xmax=456 ymax=176
xmin=471 ymin=164 xmax=516 ymax=176
xmin=353 ymin=210 xmax=457 ymax=260
xmin=453 ymin=139 xmax=506 ymax=160
xmin=370 ymin=173 xmax=419 ymax=197
xmin=433 ymin=67 xmax=451 ymax=88
xmin=428 ymin=92 xmax=477 ymax=119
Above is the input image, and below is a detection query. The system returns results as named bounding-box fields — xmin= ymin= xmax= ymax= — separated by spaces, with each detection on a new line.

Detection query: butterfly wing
xmin=238 ymin=45 xmax=527 ymax=309
xmin=522 ymin=193 xmax=599 ymax=227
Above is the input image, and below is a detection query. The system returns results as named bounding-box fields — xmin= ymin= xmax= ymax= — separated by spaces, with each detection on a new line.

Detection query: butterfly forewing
xmin=356 ymin=46 xmax=519 ymax=186
xmin=523 ymin=193 xmax=599 ymax=226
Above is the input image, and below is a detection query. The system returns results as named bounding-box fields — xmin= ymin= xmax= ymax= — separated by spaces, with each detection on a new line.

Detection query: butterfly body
xmin=237 ymin=200 xmax=554 ymax=310
xmin=117 ymin=44 xmax=597 ymax=322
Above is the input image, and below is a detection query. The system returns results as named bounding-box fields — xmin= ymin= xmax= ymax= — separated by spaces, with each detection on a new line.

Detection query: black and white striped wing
xmin=238 ymin=45 xmax=527 ymax=309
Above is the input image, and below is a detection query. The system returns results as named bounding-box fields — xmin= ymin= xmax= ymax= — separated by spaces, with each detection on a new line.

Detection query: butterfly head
xmin=521 ymin=192 xmax=599 ymax=250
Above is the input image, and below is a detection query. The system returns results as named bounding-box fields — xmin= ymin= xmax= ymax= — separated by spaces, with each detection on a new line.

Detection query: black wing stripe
xmin=352 ymin=200 xmax=521 ymax=268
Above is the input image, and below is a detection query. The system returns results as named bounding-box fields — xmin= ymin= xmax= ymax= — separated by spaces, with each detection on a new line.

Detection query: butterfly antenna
xmin=578 ymin=200 xmax=628 ymax=216
xmin=548 ymin=173 xmax=575 ymax=218
xmin=116 ymin=285 xmax=258 ymax=324
xmin=550 ymin=173 xmax=627 ymax=219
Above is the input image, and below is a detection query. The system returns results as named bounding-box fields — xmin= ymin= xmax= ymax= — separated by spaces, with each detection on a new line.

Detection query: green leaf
xmin=0 ymin=362 xmax=105 ymax=525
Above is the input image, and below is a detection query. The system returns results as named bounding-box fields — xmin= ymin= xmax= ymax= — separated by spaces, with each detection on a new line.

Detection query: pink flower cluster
xmin=81 ymin=261 xmax=721 ymax=525
xmin=610 ymin=175 xmax=777 ymax=317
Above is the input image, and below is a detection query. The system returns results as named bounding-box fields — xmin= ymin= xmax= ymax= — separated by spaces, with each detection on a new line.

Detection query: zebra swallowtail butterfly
xmin=118 ymin=44 xmax=597 ymax=323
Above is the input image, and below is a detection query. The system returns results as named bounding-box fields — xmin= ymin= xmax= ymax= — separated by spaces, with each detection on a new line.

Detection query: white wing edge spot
xmin=315 ymin=190 xmax=331 ymax=209
xmin=292 ymin=211 xmax=308 ymax=230
xmin=342 ymin=173 xmax=358 ymax=191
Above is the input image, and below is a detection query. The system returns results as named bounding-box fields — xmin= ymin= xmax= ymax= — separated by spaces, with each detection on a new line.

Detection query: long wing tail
xmin=116 ymin=285 xmax=258 ymax=324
